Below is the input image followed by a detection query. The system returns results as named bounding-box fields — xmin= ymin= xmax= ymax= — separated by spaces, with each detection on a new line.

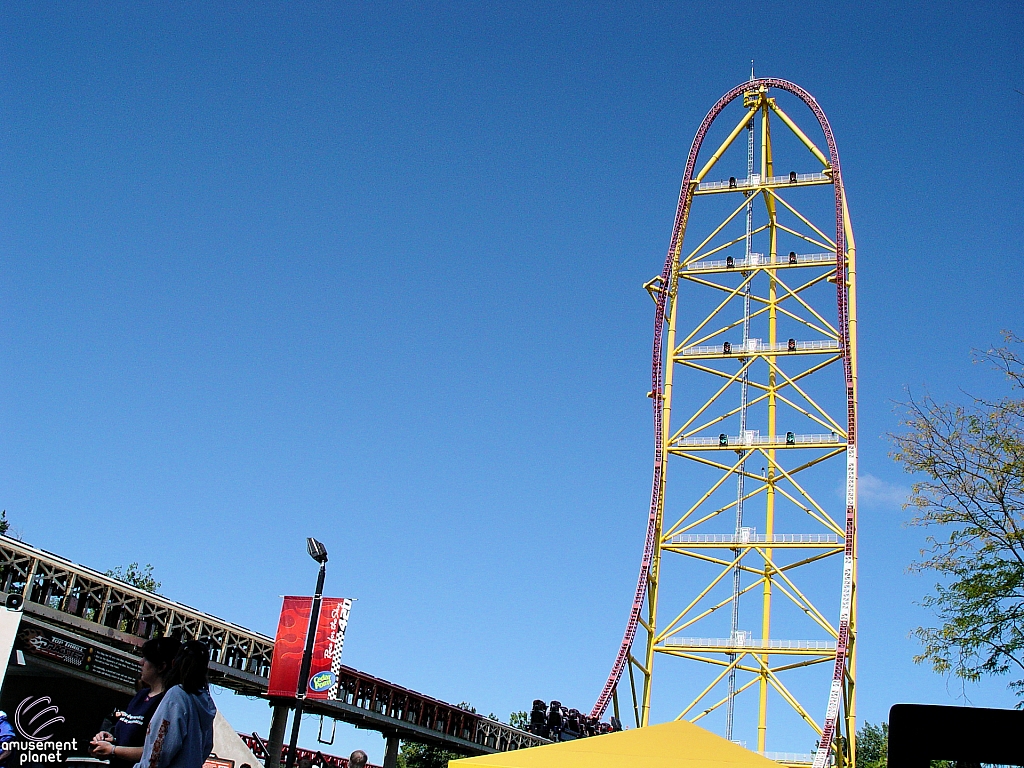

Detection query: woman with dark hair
xmin=91 ymin=636 xmax=182 ymax=768
xmin=134 ymin=640 xmax=217 ymax=768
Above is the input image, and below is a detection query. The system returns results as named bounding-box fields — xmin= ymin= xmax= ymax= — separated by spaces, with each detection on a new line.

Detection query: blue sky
xmin=1 ymin=0 xmax=1023 ymax=763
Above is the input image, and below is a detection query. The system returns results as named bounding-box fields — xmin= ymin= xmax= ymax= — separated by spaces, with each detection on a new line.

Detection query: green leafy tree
xmin=855 ymin=721 xmax=955 ymax=768
xmin=856 ymin=721 xmax=887 ymax=768
xmin=892 ymin=332 xmax=1024 ymax=701
xmin=0 ymin=510 xmax=22 ymax=540
xmin=396 ymin=742 xmax=465 ymax=768
xmin=106 ymin=562 xmax=161 ymax=593
xmin=508 ymin=711 xmax=529 ymax=730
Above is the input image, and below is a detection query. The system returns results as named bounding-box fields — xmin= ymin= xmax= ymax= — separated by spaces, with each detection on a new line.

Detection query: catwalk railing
xmin=685 ymin=252 xmax=835 ymax=271
xmin=695 ymin=172 xmax=831 ymax=193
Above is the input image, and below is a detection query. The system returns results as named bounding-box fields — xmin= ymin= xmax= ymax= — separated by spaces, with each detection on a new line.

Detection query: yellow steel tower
xmin=593 ymin=79 xmax=857 ymax=768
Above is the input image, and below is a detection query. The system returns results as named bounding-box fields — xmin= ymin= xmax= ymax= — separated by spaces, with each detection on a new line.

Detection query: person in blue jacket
xmin=133 ymin=640 xmax=217 ymax=768
xmin=0 ymin=711 xmax=16 ymax=767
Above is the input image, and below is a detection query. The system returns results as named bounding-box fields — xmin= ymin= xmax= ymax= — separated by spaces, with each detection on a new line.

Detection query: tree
xmin=0 ymin=510 xmax=24 ymax=540
xmin=856 ymin=721 xmax=887 ymax=768
xmin=508 ymin=711 xmax=529 ymax=730
xmin=396 ymin=741 xmax=465 ymax=768
xmin=855 ymin=720 xmax=958 ymax=768
xmin=892 ymin=332 xmax=1024 ymax=701
xmin=106 ymin=562 xmax=161 ymax=593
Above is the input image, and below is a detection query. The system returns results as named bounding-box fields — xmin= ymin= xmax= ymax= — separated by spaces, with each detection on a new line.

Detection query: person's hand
xmin=90 ymin=741 xmax=115 ymax=757
xmin=93 ymin=732 xmax=114 ymax=743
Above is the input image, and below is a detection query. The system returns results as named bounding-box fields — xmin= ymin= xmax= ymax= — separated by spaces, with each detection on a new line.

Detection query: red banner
xmin=267 ymin=596 xmax=352 ymax=699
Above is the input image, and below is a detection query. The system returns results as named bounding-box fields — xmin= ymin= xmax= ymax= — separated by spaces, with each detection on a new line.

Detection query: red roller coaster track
xmin=591 ymin=78 xmax=855 ymax=768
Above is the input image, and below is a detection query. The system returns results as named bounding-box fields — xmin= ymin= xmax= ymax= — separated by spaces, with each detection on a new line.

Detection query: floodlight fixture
xmin=307 ymin=537 xmax=328 ymax=564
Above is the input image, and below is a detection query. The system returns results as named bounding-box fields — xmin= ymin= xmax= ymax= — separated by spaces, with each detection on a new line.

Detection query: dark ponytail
xmin=163 ymin=640 xmax=210 ymax=694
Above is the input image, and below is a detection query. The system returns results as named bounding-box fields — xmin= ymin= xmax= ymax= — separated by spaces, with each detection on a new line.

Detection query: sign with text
xmin=17 ymin=625 xmax=140 ymax=688
xmin=267 ymin=596 xmax=351 ymax=700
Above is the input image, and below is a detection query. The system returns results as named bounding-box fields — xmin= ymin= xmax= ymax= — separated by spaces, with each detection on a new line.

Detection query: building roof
xmin=450 ymin=719 xmax=782 ymax=768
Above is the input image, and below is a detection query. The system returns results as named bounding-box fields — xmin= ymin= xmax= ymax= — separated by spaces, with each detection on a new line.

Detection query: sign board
xmin=203 ymin=757 xmax=235 ymax=768
xmin=267 ymin=596 xmax=351 ymax=700
xmin=17 ymin=625 xmax=140 ymax=687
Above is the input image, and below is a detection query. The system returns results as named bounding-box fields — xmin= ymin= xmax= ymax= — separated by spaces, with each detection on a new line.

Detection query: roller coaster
xmin=4 ymin=75 xmax=858 ymax=768
xmin=592 ymin=78 xmax=858 ymax=768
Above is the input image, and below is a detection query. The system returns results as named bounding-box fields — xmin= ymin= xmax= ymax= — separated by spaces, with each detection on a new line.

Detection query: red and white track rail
xmin=591 ymin=78 xmax=856 ymax=768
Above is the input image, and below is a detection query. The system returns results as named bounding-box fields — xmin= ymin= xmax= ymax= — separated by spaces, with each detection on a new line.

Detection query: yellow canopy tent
xmin=451 ymin=720 xmax=782 ymax=768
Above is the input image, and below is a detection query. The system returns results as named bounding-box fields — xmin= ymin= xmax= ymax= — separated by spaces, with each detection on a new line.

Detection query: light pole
xmin=284 ymin=537 xmax=329 ymax=768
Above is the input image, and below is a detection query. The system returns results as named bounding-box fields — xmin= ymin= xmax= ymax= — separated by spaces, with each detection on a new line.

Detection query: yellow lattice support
xmin=594 ymin=79 xmax=857 ymax=768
